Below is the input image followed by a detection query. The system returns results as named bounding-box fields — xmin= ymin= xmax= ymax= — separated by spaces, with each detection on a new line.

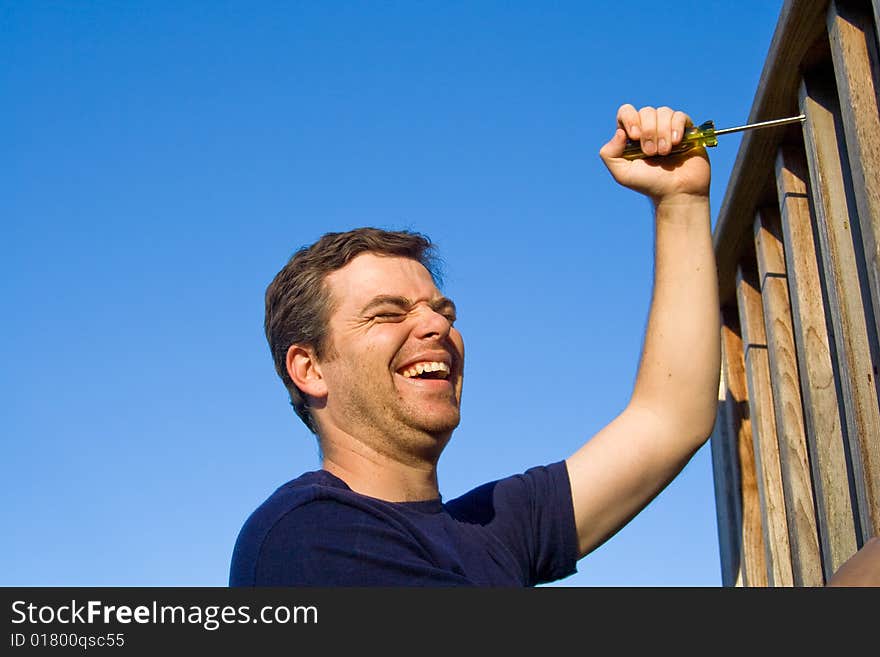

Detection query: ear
xmin=286 ymin=344 xmax=328 ymax=401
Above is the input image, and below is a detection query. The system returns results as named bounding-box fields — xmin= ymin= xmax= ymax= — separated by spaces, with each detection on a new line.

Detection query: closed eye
xmin=434 ymin=303 xmax=457 ymax=325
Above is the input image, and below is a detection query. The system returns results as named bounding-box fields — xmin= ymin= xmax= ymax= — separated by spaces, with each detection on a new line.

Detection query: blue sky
xmin=2 ymin=1 xmax=785 ymax=586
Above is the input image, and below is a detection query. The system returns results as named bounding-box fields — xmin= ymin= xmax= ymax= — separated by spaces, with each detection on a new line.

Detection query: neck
xmin=319 ymin=431 xmax=443 ymax=502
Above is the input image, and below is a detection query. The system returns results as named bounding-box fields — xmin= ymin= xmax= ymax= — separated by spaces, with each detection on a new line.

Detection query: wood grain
xmin=827 ymin=0 xmax=880 ymax=539
xmin=775 ymin=145 xmax=858 ymax=579
xmin=720 ymin=310 xmax=769 ymax=587
xmin=754 ymin=206 xmax=824 ymax=586
xmin=737 ymin=264 xmax=794 ymax=586
xmin=800 ymin=69 xmax=880 ymax=540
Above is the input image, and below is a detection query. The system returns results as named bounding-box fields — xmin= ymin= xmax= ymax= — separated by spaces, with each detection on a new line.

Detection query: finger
xmin=617 ymin=103 xmax=641 ymax=140
xmin=671 ymin=110 xmax=690 ymax=145
xmin=656 ymin=106 xmax=674 ymax=155
xmin=638 ymin=106 xmax=657 ymax=156
xmin=599 ymin=127 xmax=628 ymax=162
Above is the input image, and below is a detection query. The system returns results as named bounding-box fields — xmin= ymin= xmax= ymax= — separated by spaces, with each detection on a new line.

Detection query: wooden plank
xmin=714 ymin=0 xmax=830 ymax=306
xmin=753 ymin=206 xmax=824 ymax=586
xmin=873 ymin=0 xmax=880 ymax=47
xmin=827 ymin=0 xmax=880 ymax=541
xmin=829 ymin=0 xmax=880 ymax=357
xmin=800 ymin=69 xmax=880 ymax=540
xmin=720 ymin=309 xmax=768 ymax=587
xmin=775 ymin=144 xmax=858 ymax=579
xmin=710 ymin=366 xmax=744 ymax=587
xmin=737 ymin=264 xmax=794 ymax=586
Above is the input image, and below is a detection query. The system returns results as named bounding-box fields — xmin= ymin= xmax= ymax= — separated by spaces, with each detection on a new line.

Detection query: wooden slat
xmin=710 ymin=365 xmax=744 ymax=587
xmin=775 ymin=144 xmax=858 ymax=578
xmin=800 ymin=70 xmax=880 ymax=540
xmin=736 ymin=264 xmax=794 ymax=586
xmin=720 ymin=309 xmax=768 ymax=587
xmin=754 ymin=206 xmax=824 ymax=586
xmin=827 ymin=0 xmax=880 ymax=539
xmin=829 ymin=0 xmax=880 ymax=353
xmin=873 ymin=0 xmax=880 ymax=46
xmin=714 ymin=0 xmax=830 ymax=306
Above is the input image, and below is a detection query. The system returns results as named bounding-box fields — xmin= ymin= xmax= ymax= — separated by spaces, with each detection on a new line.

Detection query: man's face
xmin=315 ymin=253 xmax=465 ymax=459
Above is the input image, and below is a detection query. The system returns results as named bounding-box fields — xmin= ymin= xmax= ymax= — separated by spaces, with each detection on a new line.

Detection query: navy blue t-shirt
xmin=229 ymin=460 xmax=579 ymax=586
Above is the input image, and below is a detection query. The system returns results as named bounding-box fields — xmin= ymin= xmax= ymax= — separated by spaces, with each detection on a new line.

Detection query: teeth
xmin=401 ymin=361 xmax=450 ymax=378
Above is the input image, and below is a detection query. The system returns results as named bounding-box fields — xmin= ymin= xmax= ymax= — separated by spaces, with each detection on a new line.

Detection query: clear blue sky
xmin=2 ymin=1 xmax=785 ymax=586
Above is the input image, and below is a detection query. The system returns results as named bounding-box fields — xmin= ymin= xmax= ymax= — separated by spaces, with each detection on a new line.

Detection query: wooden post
xmin=753 ymin=206 xmax=824 ymax=586
xmin=719 ymin=308 xmax=768 ymax=587
xmin=827 ymin=0 xmax=880 ymax=539
xmin=710 ymin=364 xmax=744 ymax=587
xmin=775 ymin=144 xmax=858 ymax=578
xmin=736 ymin=263 xmax=794 ymax=586
xmin=829 ymin=2 xmax=880 ymax=320
xmin=800 ymin=67 xmax=880 ymax=541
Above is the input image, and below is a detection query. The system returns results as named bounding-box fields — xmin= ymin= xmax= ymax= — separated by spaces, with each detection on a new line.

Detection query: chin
xmin=413 ymin=410 xmax=460 ymax=436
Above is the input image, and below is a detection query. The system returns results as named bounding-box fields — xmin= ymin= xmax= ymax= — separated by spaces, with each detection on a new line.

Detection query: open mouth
xmin=398 ymin=361 xmax=451 ymax=381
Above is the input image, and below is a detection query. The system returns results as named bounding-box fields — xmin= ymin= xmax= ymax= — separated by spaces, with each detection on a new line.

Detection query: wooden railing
xmin=710 ymin=0 xmax=880 ymax=586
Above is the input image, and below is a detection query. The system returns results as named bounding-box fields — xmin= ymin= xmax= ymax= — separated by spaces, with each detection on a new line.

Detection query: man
xmin=229 ymin=104 xmax=718 ymax=586
xmin=230 ymin=104 xmax=878 ymax=586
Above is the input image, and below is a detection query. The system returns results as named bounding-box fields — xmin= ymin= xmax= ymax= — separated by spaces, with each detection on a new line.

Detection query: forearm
xmin=630 ymin=194 xmax=720 ymax=446
xmin=567 ymin=106 xmax=722 ymax=557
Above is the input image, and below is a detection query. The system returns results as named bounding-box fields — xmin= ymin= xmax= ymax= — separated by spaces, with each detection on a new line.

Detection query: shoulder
xmin=229 ymin=470 xmax=368 ymax=585
xmin=237 ymin=470 xmax=347 ymax=534
xmin=445 ymin=460 xmax=572 ymax=523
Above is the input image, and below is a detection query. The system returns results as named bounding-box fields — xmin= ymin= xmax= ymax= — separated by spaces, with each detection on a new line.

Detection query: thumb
xmin=599 ymin=127 xmax=628 ymax=164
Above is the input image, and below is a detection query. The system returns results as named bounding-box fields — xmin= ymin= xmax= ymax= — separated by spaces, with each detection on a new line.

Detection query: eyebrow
xmin=359 ymin=295 xmax=457 ymax=316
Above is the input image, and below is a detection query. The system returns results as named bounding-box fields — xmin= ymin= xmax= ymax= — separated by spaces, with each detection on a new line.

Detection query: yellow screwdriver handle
xmin=621 ymin=120 xmax=718 ymax=160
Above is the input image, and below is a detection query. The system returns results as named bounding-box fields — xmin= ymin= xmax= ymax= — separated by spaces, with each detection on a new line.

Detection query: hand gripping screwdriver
xmin=621 ymin=114 xmax=806 ymax=160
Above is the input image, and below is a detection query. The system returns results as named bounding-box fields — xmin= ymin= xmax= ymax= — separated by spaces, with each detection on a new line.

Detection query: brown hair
xmin=265 ymin=227 xmax=442 ymax=433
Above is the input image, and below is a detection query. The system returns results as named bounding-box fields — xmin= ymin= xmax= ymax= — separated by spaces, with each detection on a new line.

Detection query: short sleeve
xmin=444 ymin=460 xmax=578 ymax=585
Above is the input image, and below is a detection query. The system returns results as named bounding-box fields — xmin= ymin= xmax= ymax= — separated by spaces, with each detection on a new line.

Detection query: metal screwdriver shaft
xmin=621 ymin=114 xmax=806 ymax=160
xmin=713 ymin=114 xmax=806 ymax=136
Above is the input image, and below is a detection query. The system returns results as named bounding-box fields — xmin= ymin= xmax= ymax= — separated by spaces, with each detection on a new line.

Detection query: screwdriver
xmin=621 ymin=114 xmax=806 ymax=160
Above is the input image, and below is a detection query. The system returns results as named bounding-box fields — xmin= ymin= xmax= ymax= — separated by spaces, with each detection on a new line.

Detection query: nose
xmin=412 ymin=304 xmax=453 ymax=341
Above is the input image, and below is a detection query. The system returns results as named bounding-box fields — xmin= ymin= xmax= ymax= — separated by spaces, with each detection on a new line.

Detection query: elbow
xmin=668 ymin=396 xmax=719 ymax=453
xmin=627 ymin=394 xmax=719 ymax=454
xmin=698 ymin=397 xmax=720 ymax=441
xmin=690 ymin=397 xmax=720 ymax=449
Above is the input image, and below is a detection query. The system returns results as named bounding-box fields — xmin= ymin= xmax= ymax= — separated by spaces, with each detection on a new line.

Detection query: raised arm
xmin=565 ymin=104 xmax=721 ymax=557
